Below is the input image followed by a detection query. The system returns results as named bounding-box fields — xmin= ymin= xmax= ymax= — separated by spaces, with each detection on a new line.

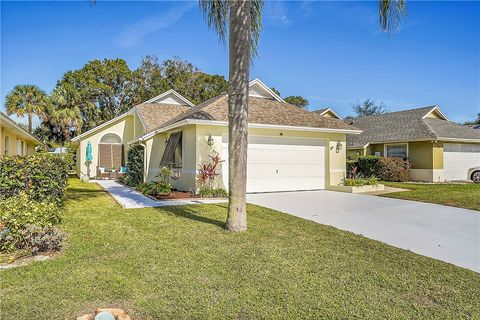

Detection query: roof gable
xmin=314 ymin=107 xmax=342 ymax=119
xmin=423 ymin=106 xmax=448 ymax=120
xmin=249 ymin=79 xmax=285 ymax=102
xmin=143 ymin=89 xmax=194 ymax=107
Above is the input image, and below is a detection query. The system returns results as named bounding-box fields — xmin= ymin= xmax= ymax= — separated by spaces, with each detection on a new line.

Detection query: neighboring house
xmin=313 ymin=107 xmax=342 ymax=119
xmin=346 ymin=106 xmax=480 ymax=182
xmin=72 ymin=79 xmax=361 ymax=192
xmin=0 ymin=111 xmax=41 ymax=156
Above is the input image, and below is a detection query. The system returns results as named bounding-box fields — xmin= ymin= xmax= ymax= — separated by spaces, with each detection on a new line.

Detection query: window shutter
xmin=111 ymin=144 xmax=123 ymax=169
xmin=160 ymin=132 xmax=182 ymax=167
xmin=98 ymin=144 xmax=112 ymax=168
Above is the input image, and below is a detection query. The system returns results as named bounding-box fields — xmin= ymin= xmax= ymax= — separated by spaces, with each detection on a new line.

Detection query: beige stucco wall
xmin=145 ymin=124 xmax=348 ymax=191
xmin=77 ymin=115 xmax=134 ymax=178
xmin=0 ymin=126 xmax=37 ymax=156
xmin=144 ymin=125 xmax=197 ymax=191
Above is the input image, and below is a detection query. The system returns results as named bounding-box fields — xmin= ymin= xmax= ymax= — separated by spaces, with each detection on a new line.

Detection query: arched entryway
xmin=98 ymin=133 xmax=124 ymax=172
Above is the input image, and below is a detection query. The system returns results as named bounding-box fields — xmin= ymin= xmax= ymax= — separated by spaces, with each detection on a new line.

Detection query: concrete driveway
xmin=247 ymin=191 xmax=480 ymax=272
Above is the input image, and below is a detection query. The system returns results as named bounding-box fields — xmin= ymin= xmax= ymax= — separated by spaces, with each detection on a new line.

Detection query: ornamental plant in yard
xmin=119 ymin=144 xmax=144 ymax=187
xmin=197 ymin=152 xmax=228 ymax=197
xmin=0 ymin=152 xmax=69 ymax=203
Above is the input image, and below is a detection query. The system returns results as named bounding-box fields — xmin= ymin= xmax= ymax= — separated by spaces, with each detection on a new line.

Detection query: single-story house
xmin=346 ymin=106 xmax=480 ymax=182
xmin=72 ymin=79 xmax=361 ymax=192
xmin=0 ymin=111 xmax=41 ymax=156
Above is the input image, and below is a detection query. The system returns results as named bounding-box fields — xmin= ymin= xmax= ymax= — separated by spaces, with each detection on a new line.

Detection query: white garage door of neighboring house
xmin=443 ymin=143 xmax=480 ymax=181
xmin=222 ymin=136 xmax=326 ymax=193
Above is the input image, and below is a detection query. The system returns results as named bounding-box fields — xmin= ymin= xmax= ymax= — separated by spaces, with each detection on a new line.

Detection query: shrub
xmin=342 ymin=176 xmax=378 ymax=187
xmin=16 ymin=225 xmax=65 ymax=255
xmin=197 ymin=187 xmax=228 ymax=198
xmin=0 ymin=193 xmax=61 ymax=233
xmin=357 ymin=156 xmax=380 ymax=177
xmin=121 ymin=145 xmax=144 ymax=187
xmin=377 ymin=157 xmax=411 ymax=182
xmin=0 ymin=193 xmax=61 ymax=253
xmin=198 ymin=153 xmax=223 ymax=188
xmin=136 ymin=168 xmax=173 ymax=196
xmin=0 ymin=152 xmax=69 ymax=203
xmin=346 ymin=161 xmax=359 ymax=178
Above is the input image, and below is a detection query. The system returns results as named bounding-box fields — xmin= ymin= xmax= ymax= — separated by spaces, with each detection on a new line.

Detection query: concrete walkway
xmin=247 ymin=190 xmax=480 ymax=273
xmin=94 ymin=180 xmax=225 ymax=209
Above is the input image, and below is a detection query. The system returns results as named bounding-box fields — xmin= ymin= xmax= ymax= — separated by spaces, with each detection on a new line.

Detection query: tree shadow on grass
xmin=64 ymin=188 xmax=108 ymax=202
xmin=156 ymin=205 xmax=226 ymax=229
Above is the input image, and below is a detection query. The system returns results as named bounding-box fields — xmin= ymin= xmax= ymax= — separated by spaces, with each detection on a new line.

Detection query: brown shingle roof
xmin=135 ymin=103 xmax=190 ymax=132
xmin=155 ymin=95 xmax=358 ymax=131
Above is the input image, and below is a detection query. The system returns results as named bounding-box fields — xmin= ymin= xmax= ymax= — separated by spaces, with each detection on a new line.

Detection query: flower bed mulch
xmin=153 ymin=190 xmax=194 ymax=200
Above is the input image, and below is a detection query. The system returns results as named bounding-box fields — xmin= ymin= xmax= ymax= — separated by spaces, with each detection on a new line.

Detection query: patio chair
xmin=96 ymin=167 xmax=110 ymax=179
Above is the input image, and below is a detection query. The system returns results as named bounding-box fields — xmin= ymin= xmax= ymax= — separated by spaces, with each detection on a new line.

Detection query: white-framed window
xmin=4 ymin=136 xmax=9 ymax=155
xmin=385 ymin=144 xmax=408 ymax=159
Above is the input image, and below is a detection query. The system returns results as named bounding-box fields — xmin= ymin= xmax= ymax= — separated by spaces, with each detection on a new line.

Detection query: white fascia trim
xmin=438 ymin=137 xmax=480 ymax=143
xmin=0 ymin=112 xmax=42 ymax=144
xmin=249 ymin=79 xmax=285 ymax=103
xmin=422 ymin=105 xmax=449 ymax=121
xmin=133 ymin=108 xmax=147 ymax=131
xmin=143 ymin=89 xmax=195 ymax=107
xmin=347 ymin=143 xmax=369 ymax=150
xmin=137 ymin=119 xmax=362 ymax=142
xmin=71 ymin=111 xmax=132 ymax=142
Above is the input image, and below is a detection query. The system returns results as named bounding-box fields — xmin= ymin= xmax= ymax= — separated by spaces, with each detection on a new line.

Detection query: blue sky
xmin=1 ymin=0 xmax=479 ymax=126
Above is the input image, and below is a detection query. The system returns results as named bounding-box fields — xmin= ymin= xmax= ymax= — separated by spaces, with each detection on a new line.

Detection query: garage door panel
xmin=444 ymin=143 xmax=480 ymax=181
xmin=222 ymin=136 xmax=326 ymax=192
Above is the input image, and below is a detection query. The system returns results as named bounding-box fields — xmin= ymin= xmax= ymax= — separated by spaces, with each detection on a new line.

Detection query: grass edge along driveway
xmin=1 ymin=179 xmax=479 ymax=319
xmin=381 ymin=181 xmax=480 ymax=211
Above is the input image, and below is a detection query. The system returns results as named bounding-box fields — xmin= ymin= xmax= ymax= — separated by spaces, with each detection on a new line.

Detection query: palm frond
xmin=199 ymin=0 xmax=230 ymax=46
xmin=379 ymin=0 xmax=407 ymax=33
xmin=199 ymin=0 xmax=263 ymax=58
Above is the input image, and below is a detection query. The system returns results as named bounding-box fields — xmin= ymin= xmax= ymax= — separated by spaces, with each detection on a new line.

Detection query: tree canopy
xmin=284 ymin=96 xmax=309 ymax=109
xmin=352 ymin=99 xmax=388 ymax=117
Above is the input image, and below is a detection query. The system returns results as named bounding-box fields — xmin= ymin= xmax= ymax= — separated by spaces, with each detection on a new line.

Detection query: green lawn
xmin=381 ymin=182 xmax=480 ymax=211
xmin=1 ymin=180 xmax=479 ymax=319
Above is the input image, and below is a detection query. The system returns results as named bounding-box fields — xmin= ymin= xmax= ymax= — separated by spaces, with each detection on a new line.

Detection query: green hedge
xmin=0 ymin=193 xmax=62 ymax=253
xmin=356 ymin=156 xmax=411 ymax=182
xmin=0 ymin=152 xmax=69 ymax=203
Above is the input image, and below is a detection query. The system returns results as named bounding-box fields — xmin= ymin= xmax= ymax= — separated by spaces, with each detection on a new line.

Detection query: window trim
xmin=384 ymin=143 xmax=409 ymax=159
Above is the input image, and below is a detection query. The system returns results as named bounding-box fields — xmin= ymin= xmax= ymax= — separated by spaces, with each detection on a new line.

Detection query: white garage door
xmin=222 ymin=136 xmax=326 ymax=192
xmin=444 ymin=143 xmax=480 ymax=181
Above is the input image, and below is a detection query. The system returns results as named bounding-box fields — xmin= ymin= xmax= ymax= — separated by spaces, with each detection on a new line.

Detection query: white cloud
xmin=265 ymin=1 xmax=291 ymax=27
xmin=115 ymin=2 xmax=195 ymax=47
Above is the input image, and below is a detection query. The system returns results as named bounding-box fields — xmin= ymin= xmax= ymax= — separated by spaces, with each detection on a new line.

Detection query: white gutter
xmin=437 ymin=137 xmax=480 ymax=143
xmin=135 ymin=119 xmax=362 ymax=142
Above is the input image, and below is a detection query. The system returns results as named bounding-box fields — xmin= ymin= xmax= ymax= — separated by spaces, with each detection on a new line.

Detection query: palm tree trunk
xmin=28 ymin=113 xmax=33 ymax=133
xmin=226 ymin=0 xmax=250 ymax=232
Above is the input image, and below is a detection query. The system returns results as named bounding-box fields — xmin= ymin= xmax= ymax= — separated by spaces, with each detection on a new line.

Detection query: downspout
xmin=139 ymin=139 xmax=148 ymax=183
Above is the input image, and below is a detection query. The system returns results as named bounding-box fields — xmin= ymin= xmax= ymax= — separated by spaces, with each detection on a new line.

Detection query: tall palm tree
xmin=48 ymin=85 xmax=83 ymax=143
xmin=199 ymin=0 xmax=406 ymax=232
xmin=5 ymin=84 xmax=48 ymax=132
